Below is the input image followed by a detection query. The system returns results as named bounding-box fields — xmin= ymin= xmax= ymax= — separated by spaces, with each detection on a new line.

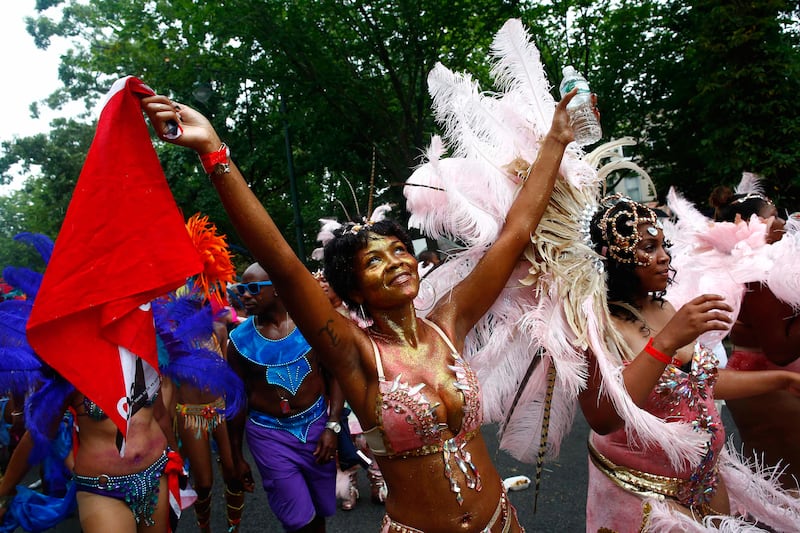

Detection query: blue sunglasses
xmin=234 ymin=280 xmax=273 ymax=296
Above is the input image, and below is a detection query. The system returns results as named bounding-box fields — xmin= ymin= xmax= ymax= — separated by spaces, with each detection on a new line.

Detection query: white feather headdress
xmin=406 ymin=18 xmax=707 ymax=469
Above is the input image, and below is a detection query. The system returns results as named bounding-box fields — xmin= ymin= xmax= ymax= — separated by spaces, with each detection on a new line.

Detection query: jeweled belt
xmin=588 ymin=438 xmax=686 ymax=501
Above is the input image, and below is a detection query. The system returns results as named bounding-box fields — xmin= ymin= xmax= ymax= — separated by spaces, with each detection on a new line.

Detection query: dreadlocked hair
xmin=322 ymin=219 xmax=414 ymax=312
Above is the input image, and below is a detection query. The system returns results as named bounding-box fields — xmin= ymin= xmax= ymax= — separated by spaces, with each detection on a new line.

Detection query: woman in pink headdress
xmin=580 ymin=194 xmax=800 ymax=531
xmin=708 ymin=184 xmax=800 ymax=490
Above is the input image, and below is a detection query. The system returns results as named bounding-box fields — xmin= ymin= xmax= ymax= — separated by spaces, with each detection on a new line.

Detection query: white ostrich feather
xmin=423 ymin=135 xmax=445 ymax=167
xmin=518 ymin=290 xmax=587 ymax=397
xmin=766 ymin=230 xmax=800 ymax=310
xmin=427 ymin=63 xmax=520 ymax=166
xmin=406 ymin=157 xmax=512 ymax=246
xmin=498 ymin=363 xmax=578 ymax=463
xmin=489 ymin=18 xmax=555 ymax=137
xmin=735 ymin=171 xmax=766 ymax=196
xmin=369 ymin=203 xmax=393 ymax=223
xmin=646 ymin=498 xmax=765 ymax=532
xmin=719 ymin=443 xmax=800 ymax=531
xmin=311 ymin=218 xmax=344 ymax=260
xmin=667 ymin=188 xmax=798 ymax=312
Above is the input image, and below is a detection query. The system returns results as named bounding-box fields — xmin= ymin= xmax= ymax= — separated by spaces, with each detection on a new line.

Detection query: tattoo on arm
xmin=319 ymin=320 xmax=340 ymax=346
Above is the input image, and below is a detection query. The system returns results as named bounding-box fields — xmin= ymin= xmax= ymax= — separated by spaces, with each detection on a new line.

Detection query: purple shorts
xmin=246 ymin=414 xmax=336 ymax=530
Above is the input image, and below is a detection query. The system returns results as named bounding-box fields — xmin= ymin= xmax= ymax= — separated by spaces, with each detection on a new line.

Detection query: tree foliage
xmin=2 ymin=0 xmax=799 ymax=273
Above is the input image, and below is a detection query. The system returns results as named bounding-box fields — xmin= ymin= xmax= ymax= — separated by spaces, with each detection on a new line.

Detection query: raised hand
xmin=140 ymin=95 xmax=221 ymax=154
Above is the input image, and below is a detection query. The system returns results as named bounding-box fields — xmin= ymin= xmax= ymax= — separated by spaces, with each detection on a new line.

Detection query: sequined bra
xmin=362 ymin=317 xmax=483 ymax=505
xmin=651 ymin=342 xmax=723 ymax=510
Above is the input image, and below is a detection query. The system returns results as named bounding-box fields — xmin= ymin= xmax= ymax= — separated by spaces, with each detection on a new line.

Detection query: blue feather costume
xmin=0 ymin=233 xmax=244 ymax=531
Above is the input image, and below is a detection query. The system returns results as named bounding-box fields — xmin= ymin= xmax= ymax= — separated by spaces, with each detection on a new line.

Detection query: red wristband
xmin=643 ymin=337 xmax=680 ymax=366
xmin=199 ymin=143 xmax=230 ymax=176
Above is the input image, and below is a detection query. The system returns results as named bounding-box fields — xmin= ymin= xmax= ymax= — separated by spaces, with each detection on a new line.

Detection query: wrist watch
xmin=325 ymin=420 xmax=342 ymax=434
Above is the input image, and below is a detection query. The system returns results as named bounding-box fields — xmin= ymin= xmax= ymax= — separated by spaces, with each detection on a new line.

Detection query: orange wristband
xmin=644 ymin=337 xmax=681 ymax=366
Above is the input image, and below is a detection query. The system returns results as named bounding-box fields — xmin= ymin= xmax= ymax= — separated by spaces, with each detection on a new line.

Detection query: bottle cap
xmin=562 ymin=65 xmax=577 ymax=77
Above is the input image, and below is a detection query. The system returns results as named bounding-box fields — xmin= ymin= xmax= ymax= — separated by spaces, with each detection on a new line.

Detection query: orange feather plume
xmin=185 ymin=213 xmax=236 ymax=308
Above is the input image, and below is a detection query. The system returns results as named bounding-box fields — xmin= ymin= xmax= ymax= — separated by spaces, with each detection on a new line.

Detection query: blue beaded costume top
xmin=229 ymin=317 xmax=312 ymax=395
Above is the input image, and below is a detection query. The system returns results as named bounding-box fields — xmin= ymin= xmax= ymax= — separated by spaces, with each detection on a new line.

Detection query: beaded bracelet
xmin=199 ymin=143 xmax=231 ymax=176
xmin=644 ymin=337 xmax=681 ymax=366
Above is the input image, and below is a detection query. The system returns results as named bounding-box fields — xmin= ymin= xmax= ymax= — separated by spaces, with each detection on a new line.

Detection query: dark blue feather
xmin=161 ymin=350 xmax=245 ymax=418
xmin=25 ymin=377 xmax=74 ymax=465
xmin=13 ymin=232 xmax=54 ymax=265
xmin=153 ymin=292 xmax=244 ymax=417
xmin=0 ymin=300 xmax=33 ymax=334
xmin=0 ymin=300 xmax=44 ymax=395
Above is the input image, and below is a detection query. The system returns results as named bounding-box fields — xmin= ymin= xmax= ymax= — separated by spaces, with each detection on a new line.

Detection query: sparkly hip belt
xmin=177 ymin=397 xmax=226 ymax=438
xmin=588 ymin=439 xmax=723 ymax=519
xmin=588 ymin=439 xmax=686 ymax=501
xmin=73 ymin=451 xmax=168 ymax=525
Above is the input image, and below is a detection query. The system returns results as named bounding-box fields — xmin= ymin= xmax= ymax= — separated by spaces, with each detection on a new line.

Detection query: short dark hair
xmin=322 ymin=219 xmax=415 ymax=311
xmin=708 ymin=185 xmax=773 ymax=222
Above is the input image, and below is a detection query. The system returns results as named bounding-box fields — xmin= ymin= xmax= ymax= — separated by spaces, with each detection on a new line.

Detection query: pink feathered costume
xmin=587 ymin=346 xmax=729 ymax=531
xmin=399 ymin=19 xmax=800 ymax=532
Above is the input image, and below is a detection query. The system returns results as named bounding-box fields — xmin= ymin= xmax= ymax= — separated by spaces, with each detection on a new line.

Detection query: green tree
xmin=0 ymin=118 xmax=95 ymax=270
xmin=5 ymin=0 xmax=799 ymax=272
xmin=584 ymin=0 xmax=800 ymax=207
xmin=660 ymin=0 xmax=800 ymax=206
xmin=20 ymin=0 xmax=523 ymax=263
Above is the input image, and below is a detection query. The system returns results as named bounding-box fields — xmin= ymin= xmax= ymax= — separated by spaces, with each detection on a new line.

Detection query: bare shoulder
xmin=421 ymin=307 xmax=460 ymax=348
xmin=610 ymin=314 xmax=647 ymax=352
xmin=660 ymin=299 xmax=678 ymax=314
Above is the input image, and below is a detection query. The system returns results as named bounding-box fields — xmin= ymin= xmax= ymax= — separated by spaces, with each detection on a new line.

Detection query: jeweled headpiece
xmin=596 ymin=193 xmax=662 ymax=266
xmin=730 ymin=192 xmax=773 ymax=207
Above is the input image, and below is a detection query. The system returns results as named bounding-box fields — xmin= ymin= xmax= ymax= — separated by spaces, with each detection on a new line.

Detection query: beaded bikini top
xmin=651 ymin=342 xmax=723 ymax=509
xmin=362 ymin=317 xmax=483 ymax=505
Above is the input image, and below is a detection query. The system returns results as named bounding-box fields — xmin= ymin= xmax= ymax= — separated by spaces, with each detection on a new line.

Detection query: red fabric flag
xmin=27 ymin=76 xmax=202 ymax=445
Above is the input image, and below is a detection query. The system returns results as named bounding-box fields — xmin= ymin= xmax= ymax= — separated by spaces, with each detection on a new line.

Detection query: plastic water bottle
xmin=559 ymin=66 xmax=602 ymax=146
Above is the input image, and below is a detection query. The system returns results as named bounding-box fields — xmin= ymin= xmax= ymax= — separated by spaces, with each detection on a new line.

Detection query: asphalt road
xmin=41 ymin=407 xmax=741 ymax=532
xmin=215 ymin=419 xmax=591 ymax=533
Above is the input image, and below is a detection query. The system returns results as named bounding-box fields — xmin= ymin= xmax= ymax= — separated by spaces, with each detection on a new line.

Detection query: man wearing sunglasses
xmin=227 ymin=263 xmax=345 ymax=532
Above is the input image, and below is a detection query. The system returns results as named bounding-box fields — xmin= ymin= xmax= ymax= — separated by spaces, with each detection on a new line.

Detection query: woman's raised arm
xmin=439 ymin=90 xmax=579 ymax=339
xmin=140 ymin=96 xmax=364 ymax=376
